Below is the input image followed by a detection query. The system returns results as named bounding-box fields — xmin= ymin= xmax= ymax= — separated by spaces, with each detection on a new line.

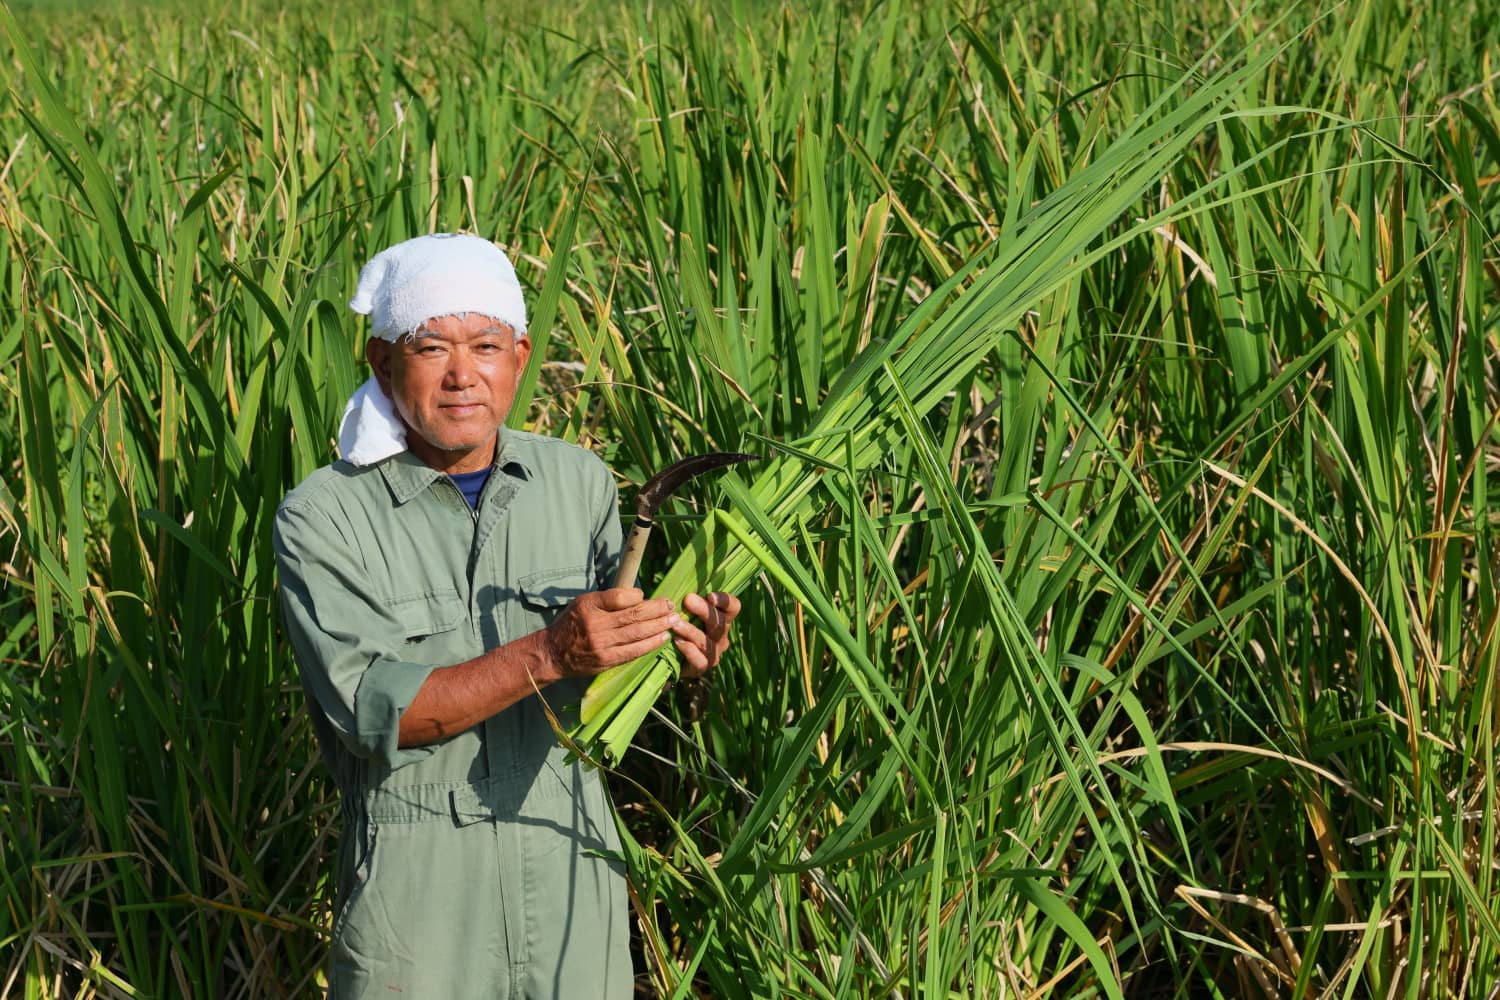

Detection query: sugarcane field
xmin=2 ymin=0 xmax=1498 ymax=995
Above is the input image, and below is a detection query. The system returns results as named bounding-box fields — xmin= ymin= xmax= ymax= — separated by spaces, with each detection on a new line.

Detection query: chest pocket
xmin=391 ymin=590 xmax=467 ymax=643
xmin=517 ymin=566 xmax=592 ymax=629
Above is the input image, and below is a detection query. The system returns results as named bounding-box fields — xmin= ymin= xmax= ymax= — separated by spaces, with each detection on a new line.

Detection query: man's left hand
xmin=671 ymin=591 xmax=741 ymax=679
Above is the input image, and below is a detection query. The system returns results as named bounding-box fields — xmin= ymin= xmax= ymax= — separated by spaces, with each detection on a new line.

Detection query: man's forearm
xmin=395 ymin=588 xmax=684 ymax=748
xmin=396 ymin=631 xmax=563 ymax=747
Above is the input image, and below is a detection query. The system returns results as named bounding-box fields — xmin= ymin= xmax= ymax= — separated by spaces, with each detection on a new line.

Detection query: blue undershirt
xmin=448 ymin=468 xmax=492 ymax=510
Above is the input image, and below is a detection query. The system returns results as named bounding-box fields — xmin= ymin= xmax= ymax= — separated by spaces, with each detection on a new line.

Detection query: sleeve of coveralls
xmin=273 ymin=500 xmax=440 ymax=771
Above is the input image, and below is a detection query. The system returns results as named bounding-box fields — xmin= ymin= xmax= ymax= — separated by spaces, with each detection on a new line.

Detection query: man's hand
xmin=672 ymin=591 xmax=742 ymax=679
xmin=543 ymin=588 xmax=680 ymax=680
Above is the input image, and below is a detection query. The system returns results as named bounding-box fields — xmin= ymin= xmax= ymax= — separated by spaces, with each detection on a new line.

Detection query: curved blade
xmin=634 ymin=451 xmax=759 ymax=518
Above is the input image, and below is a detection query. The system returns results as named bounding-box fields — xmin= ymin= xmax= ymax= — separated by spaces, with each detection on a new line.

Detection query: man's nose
xmin=444 ymin=346 xmax=478 ymax=387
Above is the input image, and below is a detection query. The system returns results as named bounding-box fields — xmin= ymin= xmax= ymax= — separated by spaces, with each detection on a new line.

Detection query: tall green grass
xmin=2 ymin=0 xmax=1497 ymax=996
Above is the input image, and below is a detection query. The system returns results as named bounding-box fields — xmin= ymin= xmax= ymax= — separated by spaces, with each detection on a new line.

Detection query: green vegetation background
xmin=1 ymin=0 xmax=1497 ymax=996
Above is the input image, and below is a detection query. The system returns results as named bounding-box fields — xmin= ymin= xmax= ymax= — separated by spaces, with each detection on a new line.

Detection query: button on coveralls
xmin=273 ymin=434 xmax=631 ymax=998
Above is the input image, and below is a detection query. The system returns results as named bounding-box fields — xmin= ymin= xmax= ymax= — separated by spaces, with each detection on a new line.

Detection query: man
xmin=274 ymin=233 xmax=739 ymax=998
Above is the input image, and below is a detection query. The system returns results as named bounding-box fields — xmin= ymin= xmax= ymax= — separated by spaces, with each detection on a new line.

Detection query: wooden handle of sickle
xmin=612 ymin=515 xmax=653 ymax=590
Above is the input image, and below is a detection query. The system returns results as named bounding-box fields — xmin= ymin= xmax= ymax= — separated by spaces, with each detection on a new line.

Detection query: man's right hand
xmin=542 ymin=588 xmax=681 ymax=679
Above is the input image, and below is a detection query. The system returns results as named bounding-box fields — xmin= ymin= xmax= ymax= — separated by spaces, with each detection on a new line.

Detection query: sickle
xmin=612 ymin=452 xmax=759 ymax=589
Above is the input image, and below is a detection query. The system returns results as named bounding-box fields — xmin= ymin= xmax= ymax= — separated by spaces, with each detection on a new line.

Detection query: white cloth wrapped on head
xmin=337 ymin=378 xmax=408 ymax=467
xmin=350 ymin=232 xmax=528 ymax=341
xmin=337 ymin=233 xmax=528 ymax=466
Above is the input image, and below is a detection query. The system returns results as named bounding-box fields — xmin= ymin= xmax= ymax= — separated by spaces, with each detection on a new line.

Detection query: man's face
xmin=366 ymin=312 xmax=532 ymax=474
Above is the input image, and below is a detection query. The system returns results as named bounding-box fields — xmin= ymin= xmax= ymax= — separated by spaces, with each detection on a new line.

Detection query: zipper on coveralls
xmin=441 ymin=477 xmax=480 ymax=524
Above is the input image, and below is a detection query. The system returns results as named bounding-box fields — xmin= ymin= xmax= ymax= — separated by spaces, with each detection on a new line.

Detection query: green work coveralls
xmin=273 ymin=433 xmax=631 ymax=998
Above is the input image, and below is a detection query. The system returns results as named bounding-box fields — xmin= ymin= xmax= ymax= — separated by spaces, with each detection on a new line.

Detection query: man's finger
xmin=687 ymin=591 xmax=740 ymax=619
xmin=611 ymin=614 xmax=683 ymax=646
xmin=708 ymin=591 xmax=741 ymax=621
xmin=681 ymin=592 xmax=717 ymax=625
xmin=594 ymin=587 xmax=646 ymax=611
xmin=627 ymin=598 xmax=678 ymax=622
xmin=589 ymin=591 xmax=676 ymax=625
xmin=671 ymin=617 xmax=724 ymax=671
xmin=596 ymin=631 xmax=674 ymax=670
xmin=604 ymin=598 xmax=676 ymax=625
xmin=673 ymin=637 xmax=709 ymax=677
xmin=668 ymin=617 xmax=707 ymax=649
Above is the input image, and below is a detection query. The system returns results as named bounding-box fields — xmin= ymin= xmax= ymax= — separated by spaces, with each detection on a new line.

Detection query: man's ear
xmin=513 ymin=333 xmax=533 ymax=384
xmin=365 ymin=338 xmax=393 ymax=394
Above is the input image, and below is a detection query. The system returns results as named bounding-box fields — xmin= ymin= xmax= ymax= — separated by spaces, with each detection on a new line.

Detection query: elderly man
xmin=273 ymin=233 xmax=738 ymax=998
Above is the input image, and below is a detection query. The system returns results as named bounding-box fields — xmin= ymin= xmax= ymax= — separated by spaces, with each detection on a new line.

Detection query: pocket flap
xmin=449 ymin=782 xmax=499 ymax=826
xmin=390 ymin=590 xmax=466 ymax=640
xmin=519 ymin=566 xmax=591 ymax=609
